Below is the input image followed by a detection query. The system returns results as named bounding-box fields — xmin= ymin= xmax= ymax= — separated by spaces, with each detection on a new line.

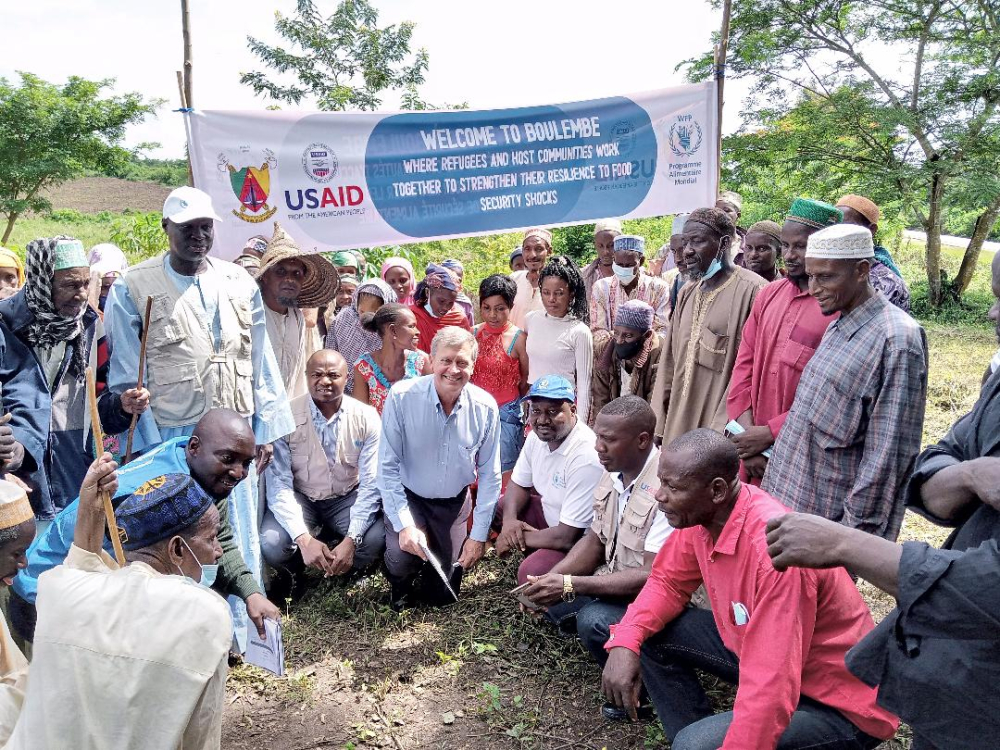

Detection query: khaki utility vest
xmin=286 ymin=394 xmax=378 ymax=502
xmin=592 ymin=449 xmax=661 ymax=575
xmin=124 ymin=256 xmax=257 ymax=427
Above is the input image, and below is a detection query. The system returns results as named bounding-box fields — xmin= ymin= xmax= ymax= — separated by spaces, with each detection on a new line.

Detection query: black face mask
xmin=615 ymin=338 xmax=644 ymax=361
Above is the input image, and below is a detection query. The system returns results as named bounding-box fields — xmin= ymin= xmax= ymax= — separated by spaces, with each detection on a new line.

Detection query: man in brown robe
xmin=651 ymin=207 xmax=766 ymax=444
xmin=591 ymin=300 xmax=661 ymax=417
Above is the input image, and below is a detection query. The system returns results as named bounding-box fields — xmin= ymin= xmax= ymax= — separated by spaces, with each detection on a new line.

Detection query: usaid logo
xmin=302 ymin=143 xmax=339 ymax=183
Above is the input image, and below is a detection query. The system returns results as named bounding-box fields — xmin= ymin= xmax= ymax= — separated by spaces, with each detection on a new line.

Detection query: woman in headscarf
xmin=440 ymin=258 xmax=475 ymax=327
xmin=0 ymin=248 xmax=25 ymax=301
xmin=325 ymin=278 xmax=397 ymax=394
xmin=380 ymin=255 xmax=415 ymax=305
xmin=86 ymin=243 xmax=129 ymax=314
xmin=409 ymin=263 xmax=472 ymax=354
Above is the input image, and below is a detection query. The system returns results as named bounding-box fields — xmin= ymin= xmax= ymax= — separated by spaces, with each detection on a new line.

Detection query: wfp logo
xmin=217 ymin=149 xmax=278 ymax=224
xmin=302 ymin=143 xmax=339 ymax=183
xmin=668 ymin=116 xmax=703 ymax=158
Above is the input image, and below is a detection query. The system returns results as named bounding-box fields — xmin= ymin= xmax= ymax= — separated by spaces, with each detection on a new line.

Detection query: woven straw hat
xmin=258 ymin=222 xmax=339 ymax=307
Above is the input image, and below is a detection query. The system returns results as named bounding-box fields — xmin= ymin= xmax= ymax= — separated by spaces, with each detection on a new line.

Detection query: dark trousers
xmin=260 ymin=488 xmax=385 ymax=573
xmin=384 ymin=486 xmax=470 ymax=595
xmin=641 ymin=607 xmax=882 ymax=750
xmin=545 ymin=596 xmax=628 ymax=668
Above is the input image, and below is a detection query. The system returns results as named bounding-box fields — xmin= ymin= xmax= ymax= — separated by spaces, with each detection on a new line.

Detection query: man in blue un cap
xmin=495 ymin=374 xmax=604 ymax=586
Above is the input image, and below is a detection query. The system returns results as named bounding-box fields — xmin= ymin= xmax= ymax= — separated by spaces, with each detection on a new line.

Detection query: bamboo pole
xmin=86 ymin=368 xmax=126 ymax=567
xmin=123 ymin=295 xmax=154 ymax=464
xmin=715 ymin=0 xmax=734 ymax=196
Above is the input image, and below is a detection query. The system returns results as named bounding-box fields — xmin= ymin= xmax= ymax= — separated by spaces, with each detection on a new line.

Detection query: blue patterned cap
xmin=613 ymin=234 xmax=646 ymax=255
xmin=528 ymin=374 xmax=576 ymax=403
xmin=115 ymin=474 xmax=213 ymax=551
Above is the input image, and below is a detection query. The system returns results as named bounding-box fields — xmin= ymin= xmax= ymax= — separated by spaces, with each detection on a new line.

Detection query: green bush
xmin=109 ymin=212 xmax=168 ymax=262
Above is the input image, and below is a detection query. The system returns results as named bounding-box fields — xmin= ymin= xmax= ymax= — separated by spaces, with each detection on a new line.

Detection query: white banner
xmin=186 ymin=81 xmax=718 ymax=256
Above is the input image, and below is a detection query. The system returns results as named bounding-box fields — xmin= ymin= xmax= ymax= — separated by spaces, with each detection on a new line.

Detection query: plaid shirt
xmin=761 ymin=293 xmax=928 ymax=540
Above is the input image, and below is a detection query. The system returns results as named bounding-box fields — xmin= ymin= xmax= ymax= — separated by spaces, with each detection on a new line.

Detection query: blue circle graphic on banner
xmin=364 ymin=97 xmax=656 ymax=237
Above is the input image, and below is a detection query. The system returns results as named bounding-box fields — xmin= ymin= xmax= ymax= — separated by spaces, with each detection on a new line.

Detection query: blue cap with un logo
xmin=528 ymin=375 xmax=576 ymax=403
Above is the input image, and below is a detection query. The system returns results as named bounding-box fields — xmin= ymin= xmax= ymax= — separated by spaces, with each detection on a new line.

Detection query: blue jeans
xmin=546 ymin=596 xmax=629 ymax=668
xmin=641 ymin=607 xmax=882 ymax=750
xmin=498 ymin=399 xmax=525 ymax=473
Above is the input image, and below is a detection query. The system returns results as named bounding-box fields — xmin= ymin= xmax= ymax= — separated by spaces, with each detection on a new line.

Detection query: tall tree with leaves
xmin=241 ymin=0 xmax=430 ymax=111
xmin=689 ymin=0 xmax=1000 ymax=305
xmin=0 ymin=73 xmax=158 ymax=245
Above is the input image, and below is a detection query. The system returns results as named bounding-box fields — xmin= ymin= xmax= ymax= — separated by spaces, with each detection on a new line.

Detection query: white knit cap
xmin=593 ymin=218 xmax=623 ymax=235
xmin=806 ymin=224 xmax=874 ymax=260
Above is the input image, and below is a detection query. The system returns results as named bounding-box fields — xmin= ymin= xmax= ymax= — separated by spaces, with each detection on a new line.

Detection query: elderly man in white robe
xmin=257 ymin=223 xmax=339 ymax=399
xmin=103 ymin=186 xmax=294 ymax=651
xmin=6 ymin=458 xmax=232 ymax=749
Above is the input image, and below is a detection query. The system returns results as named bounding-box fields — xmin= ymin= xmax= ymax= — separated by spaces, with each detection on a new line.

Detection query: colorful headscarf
xmin=241 ymin=235 xmax=269 ymax=258
xmin=380 ymin=256 xmax=416 ymax=304
xmin=325 ymin=279 xmax=397 ymax=393
xmin=0 ymin=247 xmax=25 ymax=287
xmin=88 ymin=243 xmax=129 ymax=278
xmin=24 ymin=236 xmax=89 ymax=379
xmin=423 ymin=263 xmax=459 ymax=292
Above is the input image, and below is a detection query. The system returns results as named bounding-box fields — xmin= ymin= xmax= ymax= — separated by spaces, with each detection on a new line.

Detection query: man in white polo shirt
xmin=495 ymin=374 xmax=604 ymax=584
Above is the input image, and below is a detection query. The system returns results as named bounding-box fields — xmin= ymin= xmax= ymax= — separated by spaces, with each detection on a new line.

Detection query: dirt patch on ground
xmin=222 ymin=553 xmax=910 ymax=750
xmin=42 ymin=176 xmax=170 ymax=214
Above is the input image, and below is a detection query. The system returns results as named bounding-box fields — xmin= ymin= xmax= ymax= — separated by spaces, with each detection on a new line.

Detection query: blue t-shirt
xmin=14 ymin=438 xmax=191 ymax=604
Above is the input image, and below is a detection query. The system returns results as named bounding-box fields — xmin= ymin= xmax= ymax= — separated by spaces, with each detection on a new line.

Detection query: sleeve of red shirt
xmin=721 ymin=564 xmax=818 ymax=750
xmin=765 ymin=410 xmax=789 ymax=439
xmin=604 ymin=528 xmax=703 ymax=655
xmin=726 ymin=290 xmax=763 ymax=421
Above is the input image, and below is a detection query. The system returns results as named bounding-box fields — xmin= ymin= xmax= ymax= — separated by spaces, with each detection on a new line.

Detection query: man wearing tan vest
xmin=103 ymin=186 xmax=294 ymax=652
xmin=261 ymin=350 xmax=384 ymax=592
xmin=519 ymin=395 xmax=671 ymax=721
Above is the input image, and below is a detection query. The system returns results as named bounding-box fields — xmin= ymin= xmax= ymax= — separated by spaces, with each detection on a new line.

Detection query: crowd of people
xmin=0 ymin=179 xmax=994 ymax=750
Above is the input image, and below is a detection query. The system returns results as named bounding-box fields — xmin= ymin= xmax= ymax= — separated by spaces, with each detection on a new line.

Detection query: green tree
xmin=0 ymin=73 xmax=159 ymax=244
xmin=241 ymin=0 xmax=430 ymax=111
xmin=688 ymin=0 xmax=1000 ymax=305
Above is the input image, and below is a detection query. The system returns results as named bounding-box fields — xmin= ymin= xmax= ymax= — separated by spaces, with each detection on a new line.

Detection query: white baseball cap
xmin=162 ymin=186 xmax=222 ymax=224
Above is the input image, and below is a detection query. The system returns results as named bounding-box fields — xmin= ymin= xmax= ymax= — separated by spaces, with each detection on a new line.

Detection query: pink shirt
xmin=727 ymin=278 xmax=835 ymax=437
xmin=606 ymin=484 xmax=898 ymax=749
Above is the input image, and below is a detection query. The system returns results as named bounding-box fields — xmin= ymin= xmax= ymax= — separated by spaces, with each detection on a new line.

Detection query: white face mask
xmin=612 ymin=262 xmax=637 ymax=283
xmin=424 ymin=302 xmax=439 ymax=318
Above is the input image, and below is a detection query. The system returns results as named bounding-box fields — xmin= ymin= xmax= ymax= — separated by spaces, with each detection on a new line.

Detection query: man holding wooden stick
xmin=103 ymin=186 xmax=293 ymax=651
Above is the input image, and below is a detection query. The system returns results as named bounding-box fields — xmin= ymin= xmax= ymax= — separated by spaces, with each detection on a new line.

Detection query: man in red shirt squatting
xmin=600 ymin=429 xmax=898 ymax=749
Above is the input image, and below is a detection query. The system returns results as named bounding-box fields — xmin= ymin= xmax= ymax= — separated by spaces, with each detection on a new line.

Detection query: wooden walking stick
xmin=123 ymin=295 xmax=154 ymax=464
xmin=86 ymin=367 xmax=126 ymax=567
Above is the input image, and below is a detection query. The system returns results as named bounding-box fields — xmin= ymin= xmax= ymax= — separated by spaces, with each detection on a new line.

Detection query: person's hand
xmin=766 ymin=513 xmax=846 ymax=571
xmin=730 ymin=425 xmax=774 ymax=459
xmin=297 ymin=534 xmax=333 ymax=574
xmin=79 ymin=452 xmax=119 ymax=510
xmin=964 ymin=457 xmax=1000 ymax=511
xmin=1 ymin=474 xmax=31 ymax=494
xmin=458 ymin=538 xmax=486 ymax=570
xmin=255 ymin=443 xmax=274 ymax=475
xmin=245 ymin=592 xmax=281 ymax=639
xmin=601 ymin=647 xmax=643 ymax=721
xmin=742 ymin=454 xmax=769 ymax=480
xmin=328 ymin=537 xmax=357 ymax=576
xmin=398 ymin=526 xmax=428 ymax=560
xmin=120 ymin=387 xmax=150 ymax=416
xmin=0 ymin=422 xmax=20 ymax=468
xmin=495 ymin=520 xmax=536 ymax=556
xmin=523 ymin=572 xmax=565 ymax=607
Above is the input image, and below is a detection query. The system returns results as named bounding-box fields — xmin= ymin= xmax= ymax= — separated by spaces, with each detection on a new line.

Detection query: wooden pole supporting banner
xmin=715 ymin=0 xmax=734 ymax=196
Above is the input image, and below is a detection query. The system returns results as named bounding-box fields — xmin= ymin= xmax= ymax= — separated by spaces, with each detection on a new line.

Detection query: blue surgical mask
xmin=176 ymin=538 xmax=219 ymax=589
xmin=701 ymin=245 xmax=726 ymax=281
xmin=424 ymin=302 xmax=439 ymax=318
xmin=611 ymin=262 xmax=637 ymax=284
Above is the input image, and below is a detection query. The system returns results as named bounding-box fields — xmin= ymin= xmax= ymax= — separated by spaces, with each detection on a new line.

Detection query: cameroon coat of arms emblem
xmin=218 ymin=150 xmax=278 ymax=223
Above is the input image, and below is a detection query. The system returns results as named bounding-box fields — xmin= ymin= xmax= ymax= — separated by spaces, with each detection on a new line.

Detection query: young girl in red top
xmin=471 ymin=274 xmax=529 ymax=482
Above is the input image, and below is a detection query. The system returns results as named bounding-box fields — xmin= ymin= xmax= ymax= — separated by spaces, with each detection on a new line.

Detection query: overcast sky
xmin=3 ymin=0 xmax=748 ymax=159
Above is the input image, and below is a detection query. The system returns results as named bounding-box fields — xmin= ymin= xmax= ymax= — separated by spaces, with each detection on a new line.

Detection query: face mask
xmin=424 ymin=302 xmax=439 ymax=318
xmin=615 ymin=338 xmax=644 ymax=361
xmin=176 ymin=538 xmax=218 ymax=589
xmin=701 ymin=244 xmax=726 ymax=281
xmin=612 ymin=262 xmax=637 ymax=284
